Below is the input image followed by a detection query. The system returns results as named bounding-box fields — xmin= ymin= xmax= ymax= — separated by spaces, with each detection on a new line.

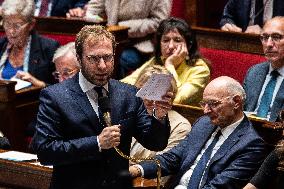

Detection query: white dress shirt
xmin=78 ymin=71 xmax=108 ymax=151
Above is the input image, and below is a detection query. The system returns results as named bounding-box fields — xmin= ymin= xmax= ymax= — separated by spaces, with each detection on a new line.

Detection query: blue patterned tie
xmin=187 ymin=130 xmax=222 ymax=189
xmin=256 ymin=70 xmax=279 ymax=118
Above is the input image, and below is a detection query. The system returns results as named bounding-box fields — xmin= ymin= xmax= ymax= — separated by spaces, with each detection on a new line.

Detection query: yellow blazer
xmin=121 ymin=57 xmax=210 ymax=105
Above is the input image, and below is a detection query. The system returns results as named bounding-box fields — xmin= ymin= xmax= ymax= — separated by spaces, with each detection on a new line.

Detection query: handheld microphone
xmin=98 ymin=96 xmax=162 ymax=189
xmin=98 ymin=96 xmax=111 ymax=127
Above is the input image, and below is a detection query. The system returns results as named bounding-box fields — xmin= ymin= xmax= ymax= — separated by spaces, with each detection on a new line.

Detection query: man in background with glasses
xmin=31 ymin=25 xmax=171 ymax=189
xmin=52 ymin=42 xmax=80 ymax=82
xmin=130 ymin=76 xmax=267 ymax=189
xmin=244 ymin=16 xmax=284 ymax=121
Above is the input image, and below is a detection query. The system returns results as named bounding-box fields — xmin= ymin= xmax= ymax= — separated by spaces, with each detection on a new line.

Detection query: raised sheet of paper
xmin=136 ymin=73 xmax=173 ymax=101
xmin=0 ymin=151 xmax=37 ymax=162
xmin=10 ymin=77 xmax=32 ymax=91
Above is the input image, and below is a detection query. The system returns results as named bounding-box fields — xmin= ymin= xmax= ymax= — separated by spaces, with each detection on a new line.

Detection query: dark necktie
xmin=94 ymin=86 xmax=106 ymax=128
xmin=187 ymin=130 xmax=222 ymax=189
xmin=257 ymin=70 xmax=279 ymax=118
xmin=39 ymin=0 xmax=50 ymax=17
xmin=254 ymin=0 xmax=264 ymax=26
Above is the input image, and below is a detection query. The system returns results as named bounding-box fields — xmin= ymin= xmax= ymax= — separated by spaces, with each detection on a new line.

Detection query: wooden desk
xmin=0 ymin=80 xmax=42 ymax=152
xmin=192 ymin=26 xmax=263 ymax=55
xmin=0 ymin=150 xmax=157 ymax=189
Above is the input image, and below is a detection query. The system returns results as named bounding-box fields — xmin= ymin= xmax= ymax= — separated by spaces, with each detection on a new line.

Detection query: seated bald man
xmin=130 ymin=76 xmax=267 ymax=189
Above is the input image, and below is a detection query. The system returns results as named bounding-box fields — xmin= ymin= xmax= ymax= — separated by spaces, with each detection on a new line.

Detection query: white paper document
xmin=136 ymin=73 xmax=173 ymax=101
xmin=0 ymin=151 xmax=37 ymax=162
xmin=10 ymin=77 xmax=32 ymax=91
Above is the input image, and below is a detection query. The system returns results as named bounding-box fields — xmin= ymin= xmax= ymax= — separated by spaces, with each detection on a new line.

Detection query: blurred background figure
xmin=130 ymin=65 xmax=191 ymax=184
xmin=243 ymin=109 xmax=284 ymax=189
xmin=243 ymin=16 xmax=284 ymax=121
xmin=0 ymin=0 xmax=59 ymax=87
xmin=0 ymin=130 xmax=10 ymax=150
xmin=84 ymin=0 xmax=172 ymax=78
xmin=122 ymin=17 xmax=210 ymax=105
xmin=243 ymin=139 xmax=284 ymax=189
xmin=52 ymin=42 xmax=80 ymax=82
xmin=220 ymin=0 xmax=284 ymax=34
xmin=34 ymin=0 xmax=89 ymax=17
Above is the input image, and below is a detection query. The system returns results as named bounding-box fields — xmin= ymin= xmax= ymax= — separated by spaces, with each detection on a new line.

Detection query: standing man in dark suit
xmin=220 ymin=0 xmax=284 ymax=34
xmin=31 ymin=25 xmax=171 ymax=189
xmin=130 ymin=76 xmax=267 ymax=189
xmin=34 ymin=0 xmax=88 ymax=17
xmin=244 ymin=16 xmax=284 ymax=121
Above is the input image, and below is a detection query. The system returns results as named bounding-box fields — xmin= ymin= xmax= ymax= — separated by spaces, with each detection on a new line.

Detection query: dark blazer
xmin=0 ymin=31 xmax=59 ymax=85
xmin=141 ymin=115 xmax=267 ymax=189
xmin=243 ymin=62 xmax=284 ymax=121
xmin=34 ymin=0 xmax=89 ymax=17
xmin=31 ymin=74 xmax=170 ymax=189
xmin=220 ymin=0 xmax=284 ymax=31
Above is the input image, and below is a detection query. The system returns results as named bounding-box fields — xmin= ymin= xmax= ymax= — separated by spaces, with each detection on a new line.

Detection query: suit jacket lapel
xmin=200 ymin=116 xmax=249 ymax=187
xmin=68 ymin=74 xmax=100 ymax=131
xmin=249 ymin=63 xmax=269 ymax=111
xmin=244 ymin=0 xmax=252 ymax=29
xmin=28 ymin=31 xmax=42 ymax=73
xmin=180 ymin=122 xmax=216 ymax=174
xmin=51 ymin=0 xmax=58 ymax=11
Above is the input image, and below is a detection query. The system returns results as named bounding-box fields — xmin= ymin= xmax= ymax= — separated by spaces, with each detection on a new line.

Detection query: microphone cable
xmin=99 ymin=97 xmax=162 ymax=189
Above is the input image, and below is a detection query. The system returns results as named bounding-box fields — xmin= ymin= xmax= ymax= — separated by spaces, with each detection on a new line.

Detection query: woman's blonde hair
xmin=135 ymin=65 xmax=177 ymax=97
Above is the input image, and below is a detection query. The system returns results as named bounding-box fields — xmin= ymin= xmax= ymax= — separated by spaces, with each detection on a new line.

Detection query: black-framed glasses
xmin=86 ymin=54 xmax=114 ymax=64
xmin=260 ymin=33 xmax=284 ymax=43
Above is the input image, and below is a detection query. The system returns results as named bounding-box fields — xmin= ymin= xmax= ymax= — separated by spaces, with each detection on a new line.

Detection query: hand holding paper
xmin=136 ymin=73 xmax=174 ymax=120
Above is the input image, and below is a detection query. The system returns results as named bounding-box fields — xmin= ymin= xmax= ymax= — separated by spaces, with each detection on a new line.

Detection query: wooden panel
xmin=0 ymin=81 xmax=41 ymax=152
xmin=192 ymin=26 xmax=263 ymax=55
xmin=185 ymin=0 xmax=229 ymax=28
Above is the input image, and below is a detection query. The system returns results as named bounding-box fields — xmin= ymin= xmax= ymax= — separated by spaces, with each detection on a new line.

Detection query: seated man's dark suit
xmin=141 ymin=115 xmax=267 ymax=189
xmin=220 ymin=0 xmax=284 ymax=31
xmin=31 ymin=74 xmax=170 ymax=189
xmin=35 ymin=0 xmax=89 ymax=17
xmin=0 ymin=31 xmax=59 ymax=85
xmin=243 ymin=62 xmax=284 ymax=121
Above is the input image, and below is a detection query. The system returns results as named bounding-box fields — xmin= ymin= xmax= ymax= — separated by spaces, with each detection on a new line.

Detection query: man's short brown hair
xmin=75 ymin=25 xmax=116 ymax=61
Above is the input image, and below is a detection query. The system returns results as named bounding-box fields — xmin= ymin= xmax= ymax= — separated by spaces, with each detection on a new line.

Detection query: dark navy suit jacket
xmin=220 ymin=0 xmax=284 ymax=31
xmin=243 ymin=62 xmax=284 ymax=121
xmin=141 ymin=116 xmax=267 ymax=189
xmin=0 ymin=31 xmax=59 ymax=85
xmin=31 ymin=75 xmax=170 ymax=189
xmin=35 ymin=0 xmax=89 ymax=17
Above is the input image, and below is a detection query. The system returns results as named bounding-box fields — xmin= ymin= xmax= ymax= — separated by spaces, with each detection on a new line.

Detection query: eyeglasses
xmin=86 ymin=54 xmax=114 ymax=64
xmin=260 ymin=33 xmax=284 ymax=43
xmin=199 ymin=96 xmax=233 ymax=109
xmin=52 ymin=69 xmax=78 ymax=80
xmin=3 ymin=21 xmax=29 ymax=31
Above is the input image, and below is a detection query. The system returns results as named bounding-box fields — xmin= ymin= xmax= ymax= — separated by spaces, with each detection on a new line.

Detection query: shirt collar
xmin=269 ymin=63 xmax=284 ymax=77
xmin=219 ymin=115 xmax=244 ymax=139
xmin=78 ymin=71 xmax=109 ymax=93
